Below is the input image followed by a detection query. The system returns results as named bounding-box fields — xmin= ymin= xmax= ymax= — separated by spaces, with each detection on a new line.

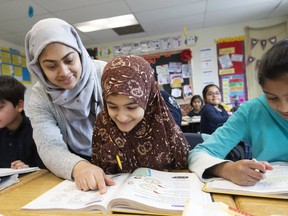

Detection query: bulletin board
xmin=141 ymin=50 xmax=193 ymax=99
xmin=0 ymin=47 xmax=31 ymax=84
xmin=216 ymin=37 xmax=247 ymax=104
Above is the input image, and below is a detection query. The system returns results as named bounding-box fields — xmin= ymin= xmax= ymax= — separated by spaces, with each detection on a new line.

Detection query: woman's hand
xmin=207 ymin=159 xmax=273 ymax=186
xmin=72 ymin=161 xmax=115 ymax=193
xmin=11 ymin=160 xmax=29 ymax=169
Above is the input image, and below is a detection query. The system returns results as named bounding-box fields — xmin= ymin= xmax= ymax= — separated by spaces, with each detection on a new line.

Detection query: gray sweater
xmin=28 ymin=60 xmax=106 ymax=179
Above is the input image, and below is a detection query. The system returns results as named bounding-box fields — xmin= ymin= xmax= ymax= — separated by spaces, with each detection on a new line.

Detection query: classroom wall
xmin=0 ymin=39 xmax=37 ymax=114
xmin=1 ymin=16 xmax=287 ymax=113
xmin=92 ymin=16 xmax=288 ymax=104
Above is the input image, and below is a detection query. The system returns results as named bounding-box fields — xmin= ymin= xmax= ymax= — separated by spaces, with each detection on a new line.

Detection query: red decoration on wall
xmin=268 ymin=36 xmax=277 ymax=45
xmin=180 ymin=49 xmax=192 ymax=61
xmin=260 ymin=40 xmax=267 ymax=50
xmin=251 ymin=38 xmax=259 ymax=50
xmin=246 ymin=56 xmax=255 ymax=67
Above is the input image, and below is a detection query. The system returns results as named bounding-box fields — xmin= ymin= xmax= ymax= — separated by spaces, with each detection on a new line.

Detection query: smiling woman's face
xmin=39 ymin=43 xmax=82 ymax=89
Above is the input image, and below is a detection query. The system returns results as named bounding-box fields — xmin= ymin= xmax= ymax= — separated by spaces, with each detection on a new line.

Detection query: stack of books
xmin=0 ymin=167 xmax=39 ymax=191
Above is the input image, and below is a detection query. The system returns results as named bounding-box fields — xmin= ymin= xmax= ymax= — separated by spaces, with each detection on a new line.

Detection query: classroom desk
xmin=181 ymin=117 xmax=201 ymax=133
xmin=0 ymin=169 xmax=234 ymax=216
xmin=0 ymin=170 xmax=287 ymax=216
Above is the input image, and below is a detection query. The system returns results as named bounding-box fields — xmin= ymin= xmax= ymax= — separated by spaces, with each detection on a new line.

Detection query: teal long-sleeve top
xmin=188 ymin=94 xmax=288 ymax=180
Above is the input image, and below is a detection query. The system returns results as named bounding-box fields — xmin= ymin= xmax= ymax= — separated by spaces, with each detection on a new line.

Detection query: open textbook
xmin=203 ymin=162 xmax=288 ymax=199
xmin=22 ymin=168 xmax=212 ymax=215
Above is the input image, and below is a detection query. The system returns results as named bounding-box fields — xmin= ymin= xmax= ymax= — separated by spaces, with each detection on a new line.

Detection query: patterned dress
xmin=92 ymin=55 xmax=189 ymax=174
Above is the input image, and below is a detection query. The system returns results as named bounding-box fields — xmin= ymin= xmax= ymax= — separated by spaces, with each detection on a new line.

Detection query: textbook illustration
xmin=21 ymin=168 xmax=212 ymax=215
xmin=203 ymin=162 xmax=288 ymax=199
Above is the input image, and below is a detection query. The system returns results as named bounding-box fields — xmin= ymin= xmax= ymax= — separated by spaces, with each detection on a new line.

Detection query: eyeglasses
xmin=206 ymin=92 xmax=220 ymax=97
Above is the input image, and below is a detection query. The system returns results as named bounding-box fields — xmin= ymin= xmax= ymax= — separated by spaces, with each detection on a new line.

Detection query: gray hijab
xmin=25 ymin=18 xmax=103 ymax=157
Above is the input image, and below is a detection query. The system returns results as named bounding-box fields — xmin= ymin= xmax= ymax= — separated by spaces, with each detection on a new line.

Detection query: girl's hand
xmin=11 ymin=160 xmax=29 ymax=169
xmin=72 ymin=161 xmax=115 ymax=194
xmin=209 ymin=159 xmax=273 ymax=186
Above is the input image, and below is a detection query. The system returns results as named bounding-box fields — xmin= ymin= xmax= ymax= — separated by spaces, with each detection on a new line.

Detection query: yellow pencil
xmin=116 ymin=154 xmax=122 ymax=170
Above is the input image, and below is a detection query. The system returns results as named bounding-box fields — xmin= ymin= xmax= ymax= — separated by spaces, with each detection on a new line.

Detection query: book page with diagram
xmin=21 ymin=173 xmax=130 ymax=214
xmin=109 ymin=168 xmax=212 ymax=215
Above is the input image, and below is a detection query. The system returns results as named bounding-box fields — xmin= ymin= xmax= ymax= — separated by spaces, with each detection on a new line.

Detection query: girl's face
xmin=262 ymin=74 xmax=288 ymax=120
xmin=205 ymin=86 xmax=222 ymax=106
xmin=39 ymin=43 xmax=82 ymax=89
xmin=106 ymin=94 xmax=145 ymax=132
xmin=192 ymin=98 xmax=202 ymax=111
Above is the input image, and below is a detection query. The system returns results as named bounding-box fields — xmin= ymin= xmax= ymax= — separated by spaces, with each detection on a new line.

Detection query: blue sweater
xmin=200 ymin=103 xmax=229 ymax=134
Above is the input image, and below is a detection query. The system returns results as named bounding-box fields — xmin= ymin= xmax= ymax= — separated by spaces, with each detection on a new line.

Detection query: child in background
xmin=189 ymin=39 xmax=288 ymax=186
xmin=92 ymin=55 xmax=189 ymax=174
xmin=200 ymin=84 xmax=229 ymax=134
xmin=187 ymin=95 xmax=203 ymax=117
xmin=0 ymin=75 xmax=44 ymax=169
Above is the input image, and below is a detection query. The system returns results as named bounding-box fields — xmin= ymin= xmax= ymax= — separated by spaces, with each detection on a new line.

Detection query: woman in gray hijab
xmin=25 ymin=18 xmax=114 ymax=192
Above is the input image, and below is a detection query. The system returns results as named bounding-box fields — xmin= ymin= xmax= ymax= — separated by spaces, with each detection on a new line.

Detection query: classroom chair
xmin=184 ymin=132 xmax=248 ymax=161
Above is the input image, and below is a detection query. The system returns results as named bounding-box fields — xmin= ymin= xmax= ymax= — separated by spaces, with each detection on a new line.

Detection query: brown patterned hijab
xmin=92 ymin=55 xmax=189 ymax=174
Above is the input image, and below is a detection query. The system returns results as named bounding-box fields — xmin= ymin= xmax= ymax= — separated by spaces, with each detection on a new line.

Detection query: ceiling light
xmin=74 ymin=14 xmax=138 ymax=32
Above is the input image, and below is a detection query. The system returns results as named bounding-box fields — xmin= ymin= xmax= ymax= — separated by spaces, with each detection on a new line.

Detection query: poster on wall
xmin=216 ymin=36 xmax=247 ymax=103
xmin=0 ymin=48 xmax=31 ymax=84
xmin=220 ymin=74 xmax=246 ymax=104
xmin=142 ymin=51 xmax=193 ymax=99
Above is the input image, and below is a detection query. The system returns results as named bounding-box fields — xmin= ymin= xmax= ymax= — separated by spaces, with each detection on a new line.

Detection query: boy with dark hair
xmin=0 ymin=75 xmax=44 ymax=168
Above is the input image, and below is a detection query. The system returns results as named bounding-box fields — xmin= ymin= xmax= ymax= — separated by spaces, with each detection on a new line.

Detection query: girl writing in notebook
xmin=189 ymin=39 xmax=288 ymax=186
xmin=92 ymin=55 xmax=190 ymax=174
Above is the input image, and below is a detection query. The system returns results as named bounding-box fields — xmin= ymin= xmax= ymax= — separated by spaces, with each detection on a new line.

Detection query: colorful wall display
xmin=142 ymin=50 xmax=193 ymax=100
xmin=0 ymin=47 xmax=31 ymax=84
xmin=216 ymin=36 xmax=247 ymax=104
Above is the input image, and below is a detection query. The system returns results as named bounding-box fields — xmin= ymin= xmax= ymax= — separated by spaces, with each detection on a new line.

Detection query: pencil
xmin=252 ymin=158 xmax=260 ymax=172
xmin=116 ymin=154 xmax=122 ymax=170
xmin=109 ymin=136 xmax=123 ymax=171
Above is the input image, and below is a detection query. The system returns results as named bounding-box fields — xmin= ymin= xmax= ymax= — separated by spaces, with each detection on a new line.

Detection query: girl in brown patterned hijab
xmin=92 ymin=55 xmax=189 ymax=174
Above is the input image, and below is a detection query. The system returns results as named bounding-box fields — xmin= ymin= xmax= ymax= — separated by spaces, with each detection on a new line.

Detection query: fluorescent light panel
xmin=75 ymin=14 xmax=138 ymax=32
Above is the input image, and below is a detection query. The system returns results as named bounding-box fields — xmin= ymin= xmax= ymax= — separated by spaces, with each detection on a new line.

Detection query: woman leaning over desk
xmin=189 ymin=39 xmax=288 ymax=186
xmin=25 ymin=18 xmax=114 ymax=192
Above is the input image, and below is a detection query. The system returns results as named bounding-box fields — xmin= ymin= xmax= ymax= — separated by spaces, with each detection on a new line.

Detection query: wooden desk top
xmin=0 ymin=170 xmax=97 ymax=216
xmin=1 ymin=170 xmax=287 ymax=216
xmin=235 ymin=195 xmax=288 ymax=216
xmin=0 ymin=169 xmax=235 ymax=216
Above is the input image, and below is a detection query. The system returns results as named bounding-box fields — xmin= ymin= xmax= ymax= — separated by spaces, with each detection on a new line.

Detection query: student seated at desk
xmin=200 ymin=84 xmax=229 ymax=134
xmin=189 ymin=39 xmax=288 ymax=186
xmin=92 ymin=55 xmax=190 ymax=174
xmin=187 ymin=94 xmax=203 ymax=118
xmin=0 ymin=75 xmax=45 ymax=169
